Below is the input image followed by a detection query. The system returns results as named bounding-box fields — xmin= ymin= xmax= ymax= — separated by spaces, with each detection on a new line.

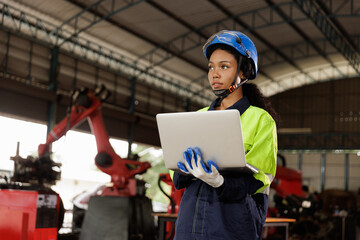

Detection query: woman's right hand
xmin=177 ymin=147 xmax=224 ymax=188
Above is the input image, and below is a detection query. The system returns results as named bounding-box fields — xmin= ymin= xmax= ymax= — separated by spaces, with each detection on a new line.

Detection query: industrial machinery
xmin=158 ymin=173 xmax=184 ymax=240
xmin=0 ymin=85 xmax=154 ymax=240
xmin=270 ymin=154 xmax=305 ymax=219
xmin=0 ymin=143 xmax=63 ymax=240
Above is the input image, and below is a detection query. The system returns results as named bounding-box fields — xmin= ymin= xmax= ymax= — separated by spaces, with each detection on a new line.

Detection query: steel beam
xmin=344 ymin=153 xmax=349 ymax=191
xmin=143 ymin=0 xmax=208 ymax=71
xmin=294 ymin=0 xmax=360 ymax=75
xmin=127 ymin=77 xmax=137 ymax=158
xmin=47 ymin=47 xmax=59 ymax=134
xmin=66 ymin=0 xmax=206 ymax=71
xmin=2 ymin=31 xmax=10 ymax=80
xmin=298 ymin=151 xmax=303 ymax=170
xmin=278 ymin=133 xmax=360 ymax=150
xmin=260 ymin=35 xmax=360 ymax=67
xmin=49 ymin=0 xmax=107 ymax=40
xmin=57 ymin=0 xmax=146 ymax=47
xmin=315 ymin=0 xmax=359 ymax=51
xmin=113 ymin=74 xmax=118 ymax=104
xmin=265 ymin=0 xmax=343 ymax=78
xmin=321 ymin=152 xmax=326 ymax=191
xmin=73 ymin=59 xmax=78 ymax=89
xmin=144 ymin=0 xmax=212 ymax=97
xmin=27 ymin=41 xmax=33 ymax=84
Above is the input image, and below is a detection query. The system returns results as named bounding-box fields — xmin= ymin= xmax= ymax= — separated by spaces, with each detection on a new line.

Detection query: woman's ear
xmin=237 ymin=71 xmax=244 ymax=84
xmin=242 ymin=60 xmax=253 ymax=79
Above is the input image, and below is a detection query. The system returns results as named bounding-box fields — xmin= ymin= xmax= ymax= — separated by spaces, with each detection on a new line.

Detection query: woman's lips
xmin=212 ymin=82 xmax=223 ymax=88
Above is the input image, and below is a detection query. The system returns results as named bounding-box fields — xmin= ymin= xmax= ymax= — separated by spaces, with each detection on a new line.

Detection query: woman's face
xmin=208 ymin=49 xmax=239 ymax=91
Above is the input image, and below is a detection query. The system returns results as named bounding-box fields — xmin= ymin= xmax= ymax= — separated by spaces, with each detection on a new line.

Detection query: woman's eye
xmin=221 ymin=65 xmax=229 ymax=69
xmin=208 ymin=66 xmax=214 ymax=70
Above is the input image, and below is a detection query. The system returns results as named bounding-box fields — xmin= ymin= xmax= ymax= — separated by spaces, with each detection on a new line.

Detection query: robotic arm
xmin=38 ymin=86 xmax=151 ymax=196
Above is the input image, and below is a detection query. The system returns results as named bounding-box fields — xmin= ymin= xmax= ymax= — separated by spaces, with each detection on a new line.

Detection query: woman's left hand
xmin=177 ymin=147 xmax=224 ymax=188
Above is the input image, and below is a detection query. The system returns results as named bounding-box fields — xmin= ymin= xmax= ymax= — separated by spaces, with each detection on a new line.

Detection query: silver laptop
xmin=156 ymin=109 xmax=258 ymax=174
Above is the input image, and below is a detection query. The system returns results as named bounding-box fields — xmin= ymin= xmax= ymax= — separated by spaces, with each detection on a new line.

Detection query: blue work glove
xmin=177 ymin=147 xmax=224 ymax=188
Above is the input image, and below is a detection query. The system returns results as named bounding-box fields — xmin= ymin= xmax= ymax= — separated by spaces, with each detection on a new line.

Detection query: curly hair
xmin=242 ymin=83 xmax=280 ymax=125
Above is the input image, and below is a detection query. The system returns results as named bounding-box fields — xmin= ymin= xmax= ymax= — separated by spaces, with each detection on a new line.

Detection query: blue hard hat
xmin=203 ymin=30 xmax=258 ymax=79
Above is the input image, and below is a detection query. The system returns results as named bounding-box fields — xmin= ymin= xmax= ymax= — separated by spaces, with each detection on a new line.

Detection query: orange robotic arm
xmin=38 ymin=86 xmax=151 ymax=196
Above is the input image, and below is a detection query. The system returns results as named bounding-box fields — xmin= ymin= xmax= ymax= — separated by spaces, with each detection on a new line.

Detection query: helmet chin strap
xmin=213 ymin=77 xmax=248 ymax=98
xmin=213 ymin=55 xmax=248 ymax=106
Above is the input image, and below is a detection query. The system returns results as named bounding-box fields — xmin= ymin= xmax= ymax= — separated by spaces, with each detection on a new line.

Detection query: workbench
xmin=153 ymin=213 xmax=296 ymax=240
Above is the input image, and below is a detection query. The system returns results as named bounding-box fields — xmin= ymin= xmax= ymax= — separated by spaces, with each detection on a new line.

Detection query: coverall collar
xmin=209 ymin=96 xmax=250 ymax=115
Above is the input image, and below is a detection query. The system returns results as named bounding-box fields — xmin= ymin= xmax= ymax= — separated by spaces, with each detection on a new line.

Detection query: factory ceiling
xmin=1 ymin=0 xmax=359 ymax=103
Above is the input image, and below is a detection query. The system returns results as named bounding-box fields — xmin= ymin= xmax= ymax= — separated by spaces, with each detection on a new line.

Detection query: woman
xmin=171 ymin=30 xmax=278 ymax=240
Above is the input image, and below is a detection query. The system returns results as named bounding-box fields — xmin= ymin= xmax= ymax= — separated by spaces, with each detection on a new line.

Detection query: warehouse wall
xmin=282 ymin=152 xmax=360 ymax=193
xmin=272 ymin=78 xmax=360 ymax=134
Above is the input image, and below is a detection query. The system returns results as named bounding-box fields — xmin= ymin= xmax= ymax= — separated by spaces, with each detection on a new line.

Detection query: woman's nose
xmin=212 ymin=67 xmax=220 ymax=78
